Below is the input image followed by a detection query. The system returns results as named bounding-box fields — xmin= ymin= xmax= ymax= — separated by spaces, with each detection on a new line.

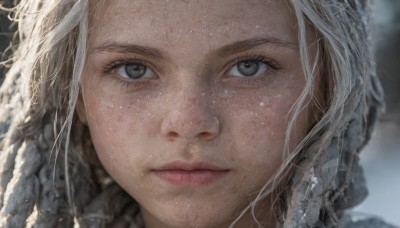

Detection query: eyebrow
xmin=89 ymin=36 xmax=296 ymax=60
xmin=215 ymin=36 xmax=297 ymax=58
xmin=89 ymin=42 xmax=168 ymax=60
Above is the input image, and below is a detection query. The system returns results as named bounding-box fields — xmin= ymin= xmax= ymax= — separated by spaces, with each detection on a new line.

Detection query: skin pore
xmin=77 ymin=0 xmax=315 ymax=227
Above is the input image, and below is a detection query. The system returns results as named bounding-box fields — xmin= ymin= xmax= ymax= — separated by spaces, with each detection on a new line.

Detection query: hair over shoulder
xmin=0 ymin=0 xmax=385 ymax=227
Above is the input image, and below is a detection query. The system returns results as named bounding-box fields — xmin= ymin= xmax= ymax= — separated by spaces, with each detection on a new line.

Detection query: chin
xmin=142 ymin=203 xmax=235 ymax=228
xmin=160 ymin=216 xmax=228 ymax=228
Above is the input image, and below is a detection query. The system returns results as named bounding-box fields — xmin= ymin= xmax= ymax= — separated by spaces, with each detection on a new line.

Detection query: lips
xmin=152 ymin=161 xmax=230 ymax=186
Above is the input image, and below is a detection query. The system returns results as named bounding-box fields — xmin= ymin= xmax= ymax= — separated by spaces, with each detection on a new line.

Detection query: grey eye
xmin=229 ymin=60 xmax=268 ymax=77
xmin=116 ymin=64 xmax=155 ymax=79
xmin=238 ymin=61 xmax=260 ymax=76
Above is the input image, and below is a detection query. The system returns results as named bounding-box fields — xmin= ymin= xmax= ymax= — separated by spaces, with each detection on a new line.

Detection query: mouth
xmin=151 ymin=161 xmax=230 ymax=186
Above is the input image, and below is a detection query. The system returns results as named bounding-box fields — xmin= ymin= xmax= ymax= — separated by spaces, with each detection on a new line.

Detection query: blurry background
xmin=353 ymin=0 xmax=400 ymax=225
xmin=0 ymin=0 xmax=399 ymax=226
xmin=0 ymin=0 xmax=16 ymax=85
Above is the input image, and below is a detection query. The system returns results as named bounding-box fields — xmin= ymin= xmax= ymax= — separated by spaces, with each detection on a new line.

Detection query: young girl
xmin=0 ymin=0 xmax=393 ymax=227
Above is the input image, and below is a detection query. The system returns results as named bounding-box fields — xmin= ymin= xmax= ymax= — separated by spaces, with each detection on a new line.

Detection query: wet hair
xmin=0 ymin=0 xmax=383 ymax=227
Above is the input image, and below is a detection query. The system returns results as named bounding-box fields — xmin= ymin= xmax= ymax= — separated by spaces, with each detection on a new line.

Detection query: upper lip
xmin=153 ymin=160 xmax=229 ymax=171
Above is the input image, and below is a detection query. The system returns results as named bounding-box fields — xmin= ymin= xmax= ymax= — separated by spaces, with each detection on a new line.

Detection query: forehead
xmin=89 ymin=0 xmax=296 ymax=49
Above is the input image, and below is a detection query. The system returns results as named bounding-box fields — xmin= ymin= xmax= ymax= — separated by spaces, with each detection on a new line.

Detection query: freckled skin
xmin=78 ymin=0 xmax=314 ymax=227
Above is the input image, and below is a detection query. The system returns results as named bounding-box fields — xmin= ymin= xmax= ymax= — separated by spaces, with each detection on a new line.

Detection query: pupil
xmin=125 ymin=64 xmax=146 ymax=79
xmin=238 ymin=61 xmax=259 ymax=76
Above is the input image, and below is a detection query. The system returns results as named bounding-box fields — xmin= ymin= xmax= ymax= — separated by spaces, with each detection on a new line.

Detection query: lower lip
xmin=153 ymin=170 xmax=229 ymax=186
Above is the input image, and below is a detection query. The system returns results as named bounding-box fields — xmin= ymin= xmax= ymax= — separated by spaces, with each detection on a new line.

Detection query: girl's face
xmin=78 ymin=0 xmax=313 ymax=227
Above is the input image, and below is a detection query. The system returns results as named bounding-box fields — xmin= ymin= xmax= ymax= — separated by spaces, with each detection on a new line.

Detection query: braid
xmin=0 ymin=1 xmax=141 ymax=227
xmin=0 ymin=63 xmax=141 ymax=227
xmin=283 ymin=0 xmax=384 ymax=227
xmin=0 ymin=0 xmax=387 ymax=227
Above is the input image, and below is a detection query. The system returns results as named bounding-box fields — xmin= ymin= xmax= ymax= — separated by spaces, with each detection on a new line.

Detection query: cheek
xmin=229 ymin=91 xmax=296 ymax=151
xmin=223 ymin=86 xmax=306 ymax=179
xmin=81 ymin=83 xmax=158 ymax=166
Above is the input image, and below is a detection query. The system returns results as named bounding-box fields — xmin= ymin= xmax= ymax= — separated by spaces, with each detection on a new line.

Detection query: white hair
xmin=0 ymin=0 xmax=382 ymax=227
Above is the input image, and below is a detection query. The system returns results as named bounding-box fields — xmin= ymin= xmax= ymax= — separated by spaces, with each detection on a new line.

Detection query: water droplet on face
xmin=213 ymin=117 xmax=219 ymax=126
xmin=259 ymin=102 xmax=265 ymax=107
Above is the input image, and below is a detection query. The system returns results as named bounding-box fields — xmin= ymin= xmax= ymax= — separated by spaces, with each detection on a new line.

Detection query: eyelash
xmin=227 ymin=54 xmax=280 ymax=72
xmin=102 ymin=54 xmax=281 ymax=87
xmin=223 ymin=54 xmax=281 ymax=86
xmin=103 ymin=57 xmax=149 ymax=75
xmin=101 ymin=57 xmax=155 ymax=90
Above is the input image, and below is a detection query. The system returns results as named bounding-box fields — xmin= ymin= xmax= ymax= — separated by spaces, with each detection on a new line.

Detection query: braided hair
xmin=0 ymin=0 xmax=386 ymax=227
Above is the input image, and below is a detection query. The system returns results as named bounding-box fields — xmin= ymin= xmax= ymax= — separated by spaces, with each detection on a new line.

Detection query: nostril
xmin=166 ymin=132 xmax=179 ymax=140
xmin=198 ymin=132 xmax=214 ymax=140
xmin=161 ymin=110 xmax=220 ymax=141
xmin=166 ymin=131 xmax=214 ymax=140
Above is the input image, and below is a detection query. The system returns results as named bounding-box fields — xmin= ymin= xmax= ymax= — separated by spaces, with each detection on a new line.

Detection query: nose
xmin=160 ymin=90 xmax=220 ymax=142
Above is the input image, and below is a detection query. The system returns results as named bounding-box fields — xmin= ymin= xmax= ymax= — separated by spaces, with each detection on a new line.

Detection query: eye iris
xmin=125 ymin=64 xmax=147 ymax=79
xmin=237 ymin=61 xmax=260 ymax=76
